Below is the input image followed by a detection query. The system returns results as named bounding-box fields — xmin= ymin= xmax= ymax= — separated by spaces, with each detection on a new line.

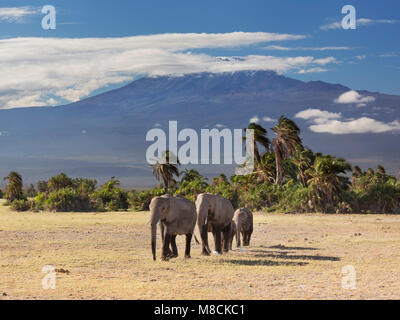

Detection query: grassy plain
xmin=1 ymin=199 xmax=400 ymax=300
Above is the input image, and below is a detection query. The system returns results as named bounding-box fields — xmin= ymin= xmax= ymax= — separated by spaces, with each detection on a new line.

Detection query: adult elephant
xmin=234 ymin=208 xmax=253 ymax=247
xmin=150 ymin=195 xmax=196 ymax=261
xmin=195 ymin=193 xmax=234 ymax=255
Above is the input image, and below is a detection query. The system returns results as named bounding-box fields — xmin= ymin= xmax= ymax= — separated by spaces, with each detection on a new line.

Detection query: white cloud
xmin=4 ymin=94 xmax=43 ymax=108
xmin=264 ymin=45 xmax=352 ymax=51
xmin=295 ymin=109 xmax=341 ymax=123
xmin=0 ymin=32 xmax=341 ymax=109
xmin=250 ymin=116 xmax=260 ymax=123
xmin=335 ymin=90 xmax=375 ymax=107
xmin=379 ymin=52 xmax=398 ymax=58
xmin=309 ymin=118 xmax=400 ymax=134
xmin=355 ymin=55 xmax=366 ymax=60
xmin=298 ymin=67 xmax=328 ymax=74
xmin=0 ymin=6 xmax=38 ymax=22
xmin=320 ymin=18 xmax=398 ymax=30
xmin=295 ymin=108 xmax=400 ymax=134
xmin=262 ymin=116 xmax=276 ymax=122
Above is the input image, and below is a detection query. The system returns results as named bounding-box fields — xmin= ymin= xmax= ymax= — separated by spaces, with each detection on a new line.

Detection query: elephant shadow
xmin=253 ymin=252 xmax=340 ymax=262
xmin=223 ymin=243 xmax=340 ymax=266
xmin=268 ymin=244 xmax=319 ymax=251
xmin=250 ymin=245 xmax=340 ymax=262
xmin=222 ymin=259 xmax=309 ymax=267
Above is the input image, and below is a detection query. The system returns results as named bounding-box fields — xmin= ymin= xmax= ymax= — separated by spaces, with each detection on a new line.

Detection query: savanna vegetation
xmin=2 ymin=116 xmax=399 ymax=214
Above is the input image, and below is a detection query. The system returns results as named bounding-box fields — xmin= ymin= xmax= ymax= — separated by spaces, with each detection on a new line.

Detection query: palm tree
xmin=253 ymin=152 xmax=276 ymax=184
xmin=180 ymin=169 xmax=204 ymax=184
xmin=272 ymin=116 xmax=302 ymax=185
xmin=307 ymin=155 xmax=352 ymax=213
xmin=4 ymin=171 xmax=23 ymax=202
xmin=292 ymin=147 xmax=315 ymax=187
xmin=152 ymin=150 xmax=180 ymax=192
xmin=352 ymin=165 xmax=362 ymax=186
xmin=243 ymin=123 xmax=270 ymax=165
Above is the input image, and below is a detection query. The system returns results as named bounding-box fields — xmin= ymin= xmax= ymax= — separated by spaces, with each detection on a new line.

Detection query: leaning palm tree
xmin=3 ymin=171 xmax=23 ymax=202
xmin=253 ymin=152 xmax=276 ymax=184
xmin=271 ymin=116 xmax=302 ymax=185
xmin=292 ymin=147 xmax=315 ymax=187
xmin=243 ymin=123 xmax=271 ymax=165
xmin=151 ymin=150 xmax=180 ymax=192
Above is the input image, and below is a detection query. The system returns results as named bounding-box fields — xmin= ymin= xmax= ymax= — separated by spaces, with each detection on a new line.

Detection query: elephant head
xmin=149 ymin=196 xmax=170 ymax=261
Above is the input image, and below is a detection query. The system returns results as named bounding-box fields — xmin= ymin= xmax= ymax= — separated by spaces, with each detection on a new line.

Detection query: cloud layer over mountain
xmin=0 ymin=32 xmax=344 ymax=109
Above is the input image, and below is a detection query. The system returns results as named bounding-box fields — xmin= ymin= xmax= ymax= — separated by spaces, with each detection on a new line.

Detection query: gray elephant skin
xmin=234 ymin=208 xmax=253 ymax=247
xmin=150 ymin=195 xmax=197 ymax=261
xmin=228 ymin=221 xmax=237 ymax=250
xmin=195 ymin=193 xmax=234 ymax=255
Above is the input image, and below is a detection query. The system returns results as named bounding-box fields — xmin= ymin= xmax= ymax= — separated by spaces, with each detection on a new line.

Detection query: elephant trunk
xmin=197 ymin=212 xmax=211 ymax=254
xmin=151 ymin=211 xmax=160 ymax=261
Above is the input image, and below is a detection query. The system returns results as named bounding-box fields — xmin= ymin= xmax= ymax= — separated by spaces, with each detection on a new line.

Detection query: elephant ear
xmin=160 ymin=197 xmax=170 ymax=219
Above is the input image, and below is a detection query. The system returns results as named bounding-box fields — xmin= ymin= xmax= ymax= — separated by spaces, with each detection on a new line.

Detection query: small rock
xmin=2 ymin=292 xmax=7 ymax=296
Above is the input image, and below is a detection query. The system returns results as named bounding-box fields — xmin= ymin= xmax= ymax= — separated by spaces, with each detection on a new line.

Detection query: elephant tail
xmin=193 ymin=233 xmax=200 ymax=244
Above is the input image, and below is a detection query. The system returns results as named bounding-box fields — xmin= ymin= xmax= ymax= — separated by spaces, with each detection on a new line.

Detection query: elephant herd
xmin=150 ymin=193 xmax=254 ymax=261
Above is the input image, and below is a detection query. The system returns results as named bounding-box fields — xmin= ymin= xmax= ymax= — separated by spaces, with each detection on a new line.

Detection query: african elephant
xmin=234 ymin=208 xmax=253 ymax=247
xmin=150 ymin=195 xmax=197 ymax=261
xmin=195 ymin=193 xmax=234 ymax=255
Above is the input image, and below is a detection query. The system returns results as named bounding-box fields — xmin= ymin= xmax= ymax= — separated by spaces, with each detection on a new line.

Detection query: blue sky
xmin=0 ymin=0 xmax=399 ymax=108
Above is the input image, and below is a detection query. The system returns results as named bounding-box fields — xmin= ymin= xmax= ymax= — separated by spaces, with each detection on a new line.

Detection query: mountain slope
xmin=0 ymin=71 xmax=399 ymax=187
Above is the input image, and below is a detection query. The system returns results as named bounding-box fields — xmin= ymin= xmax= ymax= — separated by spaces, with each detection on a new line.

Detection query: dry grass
xmin=1 ymin=199 xmax=400 ymax=300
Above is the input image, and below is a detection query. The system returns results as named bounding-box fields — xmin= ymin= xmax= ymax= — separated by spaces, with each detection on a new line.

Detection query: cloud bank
xmin=295 ymin=108 xmax=400 ymax=134
xmin=0 ymin=32 xmax=342 ymax=109
xmin=335 ymin=90 xmax=375 ymax=107
xmin=321 ymin=18 xmax=399 ymax=30
xmin=0 ymin=6 xmax=38 ymax=22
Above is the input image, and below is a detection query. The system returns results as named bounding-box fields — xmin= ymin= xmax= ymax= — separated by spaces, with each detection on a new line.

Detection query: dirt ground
xmin=1 ymin=199 xmax=400 ymax=300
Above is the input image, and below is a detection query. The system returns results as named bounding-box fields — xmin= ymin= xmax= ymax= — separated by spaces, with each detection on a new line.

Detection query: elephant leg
xmin=161 ymin=222 xmax=173 ymax=257
xmin=201 ymin=224 xmax=211 ymax=256
xmin=243 ymin=232 xmax=249 ymax=246
xmin=162 ymin=233 xmax=172 ymax=261
xmin=236 ymin=230 xmax=241 ymax=248
xmin=222 ymin=224 xmax=231 ymax=253
xmin=212 ymin=228 xmax=218 ymax=252
xmin=185 ymin=233 xmax=192 ymax=258
xmin=170 ymin=235 xmax=178 ymax=258
xmin=247 ymin=230 xmax=253 ymax=246
xmin=213 ymin=226 xmax=223 ymax=254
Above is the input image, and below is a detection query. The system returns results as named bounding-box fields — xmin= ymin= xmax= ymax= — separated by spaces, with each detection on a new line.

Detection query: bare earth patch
xmin=1 ymin=199 xmax=399 ymax=300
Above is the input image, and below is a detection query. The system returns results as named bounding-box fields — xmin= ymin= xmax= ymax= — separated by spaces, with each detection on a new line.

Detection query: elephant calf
xmin=195 ymin=193 xmax=234 ymax=255
xmin=234 ymin=208 xmax=253 ymax=247
xmin=150 ymin=195 xmax=196 ymax=261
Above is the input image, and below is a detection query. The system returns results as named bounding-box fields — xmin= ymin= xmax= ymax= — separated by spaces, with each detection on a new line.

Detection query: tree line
xmin=2 ymin=116 xmax=399 ymax=213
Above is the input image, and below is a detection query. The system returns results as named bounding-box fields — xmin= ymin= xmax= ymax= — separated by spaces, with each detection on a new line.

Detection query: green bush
xmin=128 ymin=188 xmax=165 ymax=211
xmin=10 ymin=199 xmax=34 ymax=212
xmin=46 ymin=187 xmax=91 ymax=212
xmin=91 ymin=177 xmax=128 ymax=211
